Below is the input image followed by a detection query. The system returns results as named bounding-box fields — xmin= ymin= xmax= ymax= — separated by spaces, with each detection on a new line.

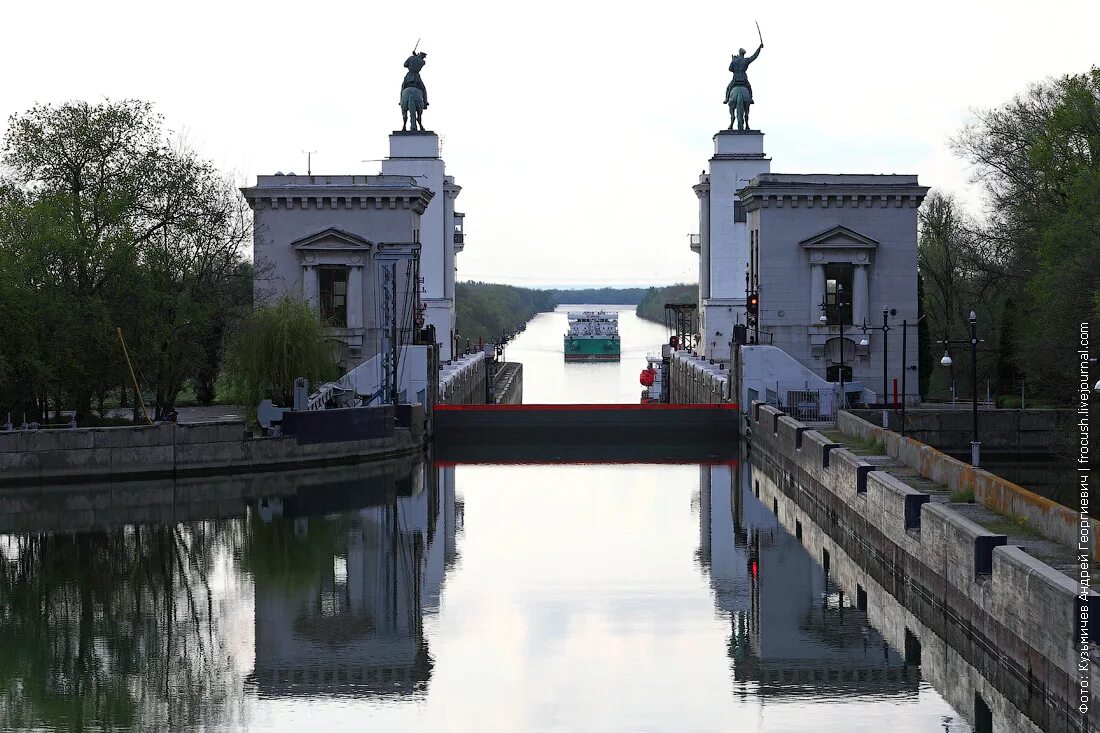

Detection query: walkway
xmin=819 ymin=428 xmax=1085 ymax=582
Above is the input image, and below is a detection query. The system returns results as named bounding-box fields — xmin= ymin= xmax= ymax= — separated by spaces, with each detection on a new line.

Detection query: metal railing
xmin=308 ymin=354 xmax=383 ymax=411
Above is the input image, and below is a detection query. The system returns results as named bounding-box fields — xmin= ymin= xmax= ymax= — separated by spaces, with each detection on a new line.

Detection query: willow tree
xmin=221 ymin=297 xmax=338 ymax=418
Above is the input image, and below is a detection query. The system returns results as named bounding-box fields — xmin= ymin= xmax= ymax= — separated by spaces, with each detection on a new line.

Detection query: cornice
xmin=741 ymin=189 xmax=927 ymax=212
xmin=241 ymin=186 xmax=435 ymax=215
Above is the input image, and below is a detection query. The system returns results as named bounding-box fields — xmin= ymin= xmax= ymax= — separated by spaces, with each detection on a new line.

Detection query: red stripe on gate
xmin=434 ymin=403 xmax=740 ymax=411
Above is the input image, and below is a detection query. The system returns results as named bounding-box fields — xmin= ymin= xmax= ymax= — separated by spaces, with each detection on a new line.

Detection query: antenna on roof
xmin=302 ymin=149 xmax=317 ymax=176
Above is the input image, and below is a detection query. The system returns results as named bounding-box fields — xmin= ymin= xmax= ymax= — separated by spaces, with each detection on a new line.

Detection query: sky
xmin=1 ymin=0 xmax=1096 ymax=288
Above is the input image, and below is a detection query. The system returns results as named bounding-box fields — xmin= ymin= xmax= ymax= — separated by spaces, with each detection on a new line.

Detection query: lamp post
xmin=897 ymin=316 xmax=925 ymax=437
xmin=819 ymin=288 xmax=851 ymax=409
xmin=940 ymin=310 xmax=981 ymax=467
xmin=859 ymin=307 xmax=893 ymax=429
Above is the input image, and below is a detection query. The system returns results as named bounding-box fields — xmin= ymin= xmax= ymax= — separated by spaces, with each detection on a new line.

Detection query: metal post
xmin=901 ymin=320 xmax=907 ymax=437
xmin=391 ymin=262 xmax=399 ymax=405
xmin=969 ymin=311 xmax=980 ymax=467
xmin=882 ymin=308 xmax=889 ymax=430
xmin=839 ymin=317 xmax=845 ymax=409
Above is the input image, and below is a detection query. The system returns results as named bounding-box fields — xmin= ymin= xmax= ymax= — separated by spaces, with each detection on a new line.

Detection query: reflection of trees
xmin=0 ymin=523 xmax=244 ymax=731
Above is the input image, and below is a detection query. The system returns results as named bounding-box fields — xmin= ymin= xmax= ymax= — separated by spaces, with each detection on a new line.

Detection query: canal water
xmin=0 ymin=306 xmax=1036 ymax=732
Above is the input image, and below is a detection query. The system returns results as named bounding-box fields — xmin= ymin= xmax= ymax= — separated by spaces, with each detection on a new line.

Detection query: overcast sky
xmin=2 ymin=0 xmax=1096 ymax=287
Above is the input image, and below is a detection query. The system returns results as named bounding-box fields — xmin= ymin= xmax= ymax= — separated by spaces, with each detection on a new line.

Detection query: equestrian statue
xmin=400 ymin=46 xmax=429 ymax=132
xmin=724 ymin=23 xmax=764 ymax=131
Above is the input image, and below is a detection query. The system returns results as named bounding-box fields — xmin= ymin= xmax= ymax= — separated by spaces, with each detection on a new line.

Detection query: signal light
xmin=746 ymin=293 xmax=759 ymax=318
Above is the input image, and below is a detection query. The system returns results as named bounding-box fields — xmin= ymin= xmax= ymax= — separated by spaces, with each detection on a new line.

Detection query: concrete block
xmin=175 ymin=441 xmax=246 ymax=470
xmin=829 ymin=449 xmax=866 ymax=494
xmin=92 ymin=424 xmax=174 ymax=449
xmin=109 ymin=445 xmax=175 ymax=476
xmin=776 ymin=416 xmax=801 ymax=453
xmin=855 ymin=464 xmax=877 ymax=494
xmin=0 ymin=450 xmax=41 ymax=483
xmin=176 ymin=423 xmax=222 ymax=444
xmin=864 ymin=470 xmax=933 ymax=532
xmin=37 ymin=448 xmax=111 ymax=479
xmin=241 ymin=437 xmax=296 ymax=465
xmin=923 ymin=503 xmax=1006 ymax=584
xmin=1019 ymin=410 xmax=1058 ymax=431
xmin=54 ymin=431 xmax=95 ymax=450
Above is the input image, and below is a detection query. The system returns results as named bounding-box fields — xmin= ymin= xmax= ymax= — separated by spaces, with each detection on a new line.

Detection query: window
xmin=319 ymin=266 xmax=349 ymax=327
xmin=734 ymin=200 xmax=746 ymax=223
xmin=824 ymin=263 xmax=853 ymax=325
xmin=826 ymin=364 xmax=853 ymax=383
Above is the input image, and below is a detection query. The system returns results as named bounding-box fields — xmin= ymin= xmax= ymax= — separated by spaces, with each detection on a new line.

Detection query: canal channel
xmin=0 ymin=306 xmax=1055 ymax=731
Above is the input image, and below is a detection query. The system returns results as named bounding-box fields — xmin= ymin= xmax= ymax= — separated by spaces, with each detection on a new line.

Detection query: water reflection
xmin=699 ymin=464 xmax=915 ymax=699
xmin=0 ymin=453 xmax=1063 ymax=731
xmin=247 ymin=464 xmax=457 ymax=698
xmin=0 ymin=519 xmax=246 ymax=730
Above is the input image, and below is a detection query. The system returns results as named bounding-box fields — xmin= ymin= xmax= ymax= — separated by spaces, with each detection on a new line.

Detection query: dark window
xmin=824 ymin=263 xmax=853 ymax=325
xmin=734 ymin=200 xmax=746 ymax=223
xmin=319 ymin=266 xmax=349 ymax=327
xmin=826 ymin=364 xmax=853 ymax=383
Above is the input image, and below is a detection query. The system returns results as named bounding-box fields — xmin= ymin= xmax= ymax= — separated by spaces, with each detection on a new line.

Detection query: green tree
xmin=221 ymin=296 xmax=338 ymax=418
xmin=953 ymin=68 xmax=1100 ymax=401
xmin=0 ymin=100 xmax=250 ymax=421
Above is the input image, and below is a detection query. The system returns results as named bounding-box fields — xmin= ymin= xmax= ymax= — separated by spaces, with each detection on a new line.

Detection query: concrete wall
xmin=0 ymin=454 xmax=423 ymax=534
xmin=437 ymin=352 xmax=488 ymax=405
xmin=837 ymin=409 xmax=1092 ymax=560
xmin=851 ymin=407 xmax=1075 ymax=454
xmin=751 ymin=402 xmax=1099 ymax=724
xmin=493 ymin=362 xmax=523 ymax=405
xmin=668 ymin=351 xmax=731 ymax=404
xmin=0 ymin=413 xmax=423 ymax=486
xmin=753 ymin=467 xmax=1060 ymax=733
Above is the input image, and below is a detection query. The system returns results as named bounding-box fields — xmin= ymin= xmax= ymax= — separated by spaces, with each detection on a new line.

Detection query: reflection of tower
xmin=251 ymin=459 xmax=457 ymax=696
xmin=698 ymin=459 xmax=916 ymax=696
xmin=423 ymin=464 xmax=458 ymax=613
xmin=697 ymin=464 xmax=750 ymax=615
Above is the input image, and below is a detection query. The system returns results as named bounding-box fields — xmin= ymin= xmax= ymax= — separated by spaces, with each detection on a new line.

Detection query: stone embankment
xmin=492 ymin=362 xmax=523 ymax=404
xmin=668 ymin=351 xmax=731 ymax=404
xmin=0 ymin=405 xmax=424 ymax=486
xmin=750 ymin=402 xmax=1099 ymax=728
xmin=837 ymin=410 xmax=1091 ymax=561
xmin=753 ymin=464 xmax=1067 ymax=733
xmin=850 ymin=407 xmax=1075 ymax=454
xmin=0 ymin=452 xmax=422 ymax=534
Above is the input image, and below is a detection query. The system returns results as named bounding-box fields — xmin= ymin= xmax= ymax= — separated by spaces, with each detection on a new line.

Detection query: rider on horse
xmin=724 ymin=44 xmax=762 ymax=107
xmin=402 ymin=51 xmax=429 ymax=108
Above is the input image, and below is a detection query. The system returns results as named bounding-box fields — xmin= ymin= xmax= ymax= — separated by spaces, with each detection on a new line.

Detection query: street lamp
xmin=939 ymin=310 xmax=981 ymax=467
xmin=860 ymin=307 xmax=893 ymax=429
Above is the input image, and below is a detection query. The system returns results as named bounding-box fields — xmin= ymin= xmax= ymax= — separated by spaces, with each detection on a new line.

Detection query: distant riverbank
xmin=456 ymin=281 xmax=697 ymax=344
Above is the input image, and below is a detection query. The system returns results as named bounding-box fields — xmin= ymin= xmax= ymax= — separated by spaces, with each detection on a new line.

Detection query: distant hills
xmin=455 ymin=281 xmax=698 ymax=344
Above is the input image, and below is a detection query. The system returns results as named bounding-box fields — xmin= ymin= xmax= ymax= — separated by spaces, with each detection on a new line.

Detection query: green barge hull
xmin=564 ymin=337 xmax=620 ymax=361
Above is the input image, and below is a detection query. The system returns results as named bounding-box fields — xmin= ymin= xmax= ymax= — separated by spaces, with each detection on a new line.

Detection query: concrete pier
xmin=750 ymin=402 xmax=1099 ymax=729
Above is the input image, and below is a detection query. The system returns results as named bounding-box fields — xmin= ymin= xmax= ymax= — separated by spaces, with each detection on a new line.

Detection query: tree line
xmin=918 ymin=67 xmax=1099 ymax=407
xmin=455 ymin=282 xmax=662 ymax=345
xmin=0 ymin=100 xmax=253 ymax=423
xmin=635 ymin=284 xmax=699 ymax=329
